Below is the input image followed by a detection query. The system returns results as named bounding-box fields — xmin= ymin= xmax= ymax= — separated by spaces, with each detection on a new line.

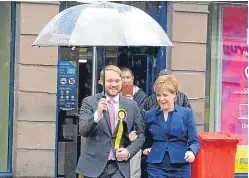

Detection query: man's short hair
xmin=159 ymin=69 xmax=172 ymax=76
xmin=99 ymin=65 xmax=122 ymax=82
xmin=120 ymin=67 xmax=134 ymax=76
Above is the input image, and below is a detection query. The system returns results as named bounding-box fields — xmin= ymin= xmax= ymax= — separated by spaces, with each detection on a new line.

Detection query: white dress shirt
xmin=93 ymin=93 xmax=131 ymax=160
xmin=94 ymin=94 xmax=120 ymax=124
xmin=133 ymin=85 xmax=139 ymax=95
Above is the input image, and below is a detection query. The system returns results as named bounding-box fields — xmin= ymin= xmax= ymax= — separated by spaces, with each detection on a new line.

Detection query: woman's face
xmin=156 ymin=90 xmax=176 ymax=111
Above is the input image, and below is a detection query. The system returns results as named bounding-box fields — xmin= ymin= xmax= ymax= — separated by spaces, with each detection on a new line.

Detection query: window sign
xmin=221 ymin=6 xmax=248 ymax=173
xmin=58 ymin=61 xmax=77 ymax=111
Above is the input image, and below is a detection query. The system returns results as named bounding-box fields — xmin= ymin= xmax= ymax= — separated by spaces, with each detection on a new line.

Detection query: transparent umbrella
xmin=32 ymin=1 xmax=173 ymax=47
xmin=32 ymin=1 xmax=173 ymax=95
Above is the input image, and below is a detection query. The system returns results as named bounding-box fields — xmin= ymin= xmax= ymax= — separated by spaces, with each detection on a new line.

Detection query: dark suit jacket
xmin=144 ymin=104 xmax=201 ymax=164
xmin=76 ymin=93 xmax=145 ymax=178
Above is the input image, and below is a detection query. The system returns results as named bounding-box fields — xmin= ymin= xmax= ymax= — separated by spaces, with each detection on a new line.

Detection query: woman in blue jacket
xmin=143 ymin=75 xmax=201 ymax=178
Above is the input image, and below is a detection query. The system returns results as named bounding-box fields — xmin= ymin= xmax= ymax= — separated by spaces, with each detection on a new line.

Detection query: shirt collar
xmin=174 ymin=104 xmax=180 ymax=111
xmin=133 ymin=85 xmax=139 ymax=95
xmin=106 ymin=93 xmax=119 ymax=104
xmin=155 ymin=104 xmax=179 ymax=115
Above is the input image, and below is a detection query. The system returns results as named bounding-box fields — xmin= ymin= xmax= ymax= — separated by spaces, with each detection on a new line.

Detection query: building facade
xmin=0 ymin=1 xmax=247 ymax=177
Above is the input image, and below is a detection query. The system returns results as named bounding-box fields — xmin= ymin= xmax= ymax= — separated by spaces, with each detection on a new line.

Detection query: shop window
xmin=206 ymin=2 xmax=248 ymax=175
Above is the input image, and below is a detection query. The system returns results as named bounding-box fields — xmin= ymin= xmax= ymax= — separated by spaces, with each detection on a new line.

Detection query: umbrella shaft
xmin=103 ymin=47 xmax=106 ymax=96
xmin=91 ymin=47 xmax=97 ymax=95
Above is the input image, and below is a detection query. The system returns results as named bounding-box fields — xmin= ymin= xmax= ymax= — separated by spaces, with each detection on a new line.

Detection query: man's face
xmin=121 ymin=70 xmax=134 ymax=85
xmin=104 ymin=70 xmax=122 ymax=97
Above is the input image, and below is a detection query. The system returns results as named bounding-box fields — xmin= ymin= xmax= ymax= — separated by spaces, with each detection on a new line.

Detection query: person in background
xmin=143 ymin=74 xmax=200 ymax=178
xmin=144 ymin=69 xmax=191 ymax=111
xmin=120 ymin=67 xmax=148 ymax=178
xmin=120 ymin=67 xmax=148 ymax=111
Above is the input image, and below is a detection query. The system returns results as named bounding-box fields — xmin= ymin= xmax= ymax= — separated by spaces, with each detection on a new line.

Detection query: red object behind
xmin=191 ymin=132 xmax=241 ymax=178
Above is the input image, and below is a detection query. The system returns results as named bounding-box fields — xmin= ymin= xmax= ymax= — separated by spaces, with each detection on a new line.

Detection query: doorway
xmin=57 ymin=47 xmax=93 ymax=178
xmin=56 ymin=2 xmax=165 ymax=177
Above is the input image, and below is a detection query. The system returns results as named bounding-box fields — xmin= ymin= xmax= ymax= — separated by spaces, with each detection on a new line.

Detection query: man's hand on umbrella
xmin=97 ymin=98 xmax=107 ymax=118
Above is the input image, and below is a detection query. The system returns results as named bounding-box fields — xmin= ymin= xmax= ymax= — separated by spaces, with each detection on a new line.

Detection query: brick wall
xmin=167 ymin=2 xmax=210 ymax=131
xmin=13 ymin=2 xmax=59 ymax=177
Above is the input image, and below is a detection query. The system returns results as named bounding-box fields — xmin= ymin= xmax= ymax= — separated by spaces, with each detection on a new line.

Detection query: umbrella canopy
xmin=33 ymin=1 xmax=173 ymax=47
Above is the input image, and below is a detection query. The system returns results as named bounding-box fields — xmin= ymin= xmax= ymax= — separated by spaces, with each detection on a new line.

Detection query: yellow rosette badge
xmin=115 ymin=108 xmax=127 ymax=150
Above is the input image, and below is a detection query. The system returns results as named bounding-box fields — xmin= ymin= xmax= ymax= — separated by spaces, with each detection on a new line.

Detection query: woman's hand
xmin=125 ymin=94 xmax=134 ymax=100
xmin=184 ymin=151 xmax=195 ymax=163
xmin=143 ymin=148 xmax=151 ymax=156
xmin=128 ymin=131 xmax=137 ymax=142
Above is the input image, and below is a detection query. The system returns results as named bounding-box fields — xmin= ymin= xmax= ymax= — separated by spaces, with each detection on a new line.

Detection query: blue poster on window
xmin=58 ymin=61 xmax=77 ymax=110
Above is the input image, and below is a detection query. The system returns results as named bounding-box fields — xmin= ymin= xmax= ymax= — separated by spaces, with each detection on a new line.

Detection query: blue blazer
xmin=144 ymin=104 xmax=201 ymax=164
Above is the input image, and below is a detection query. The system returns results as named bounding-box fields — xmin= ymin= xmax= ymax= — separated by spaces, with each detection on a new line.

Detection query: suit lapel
xmin=113 ymin=120 xmax=120 ymax=136
xmin=113 ymin=96 xmax=132 ymax=136
xmin=155 ymin=109 xmax=170 ymax=139
xmin=103 ymin=108 xmax=112 ymax=135
xmin=100 ymin=94 xmax=132 ymax=136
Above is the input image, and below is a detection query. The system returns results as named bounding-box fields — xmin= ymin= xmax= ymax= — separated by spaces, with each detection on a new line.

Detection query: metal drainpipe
xmin=158 ymin=1 xmax=167 ymax=73
xmin=151 ymin=9 xmax=158 ymax=93
xmin=146 ymin=55 xmax=150 ymax=94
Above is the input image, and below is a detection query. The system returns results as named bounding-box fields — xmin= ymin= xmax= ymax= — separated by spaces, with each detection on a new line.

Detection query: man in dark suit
xmin=76 ymin=65 xmax=145 ymax=178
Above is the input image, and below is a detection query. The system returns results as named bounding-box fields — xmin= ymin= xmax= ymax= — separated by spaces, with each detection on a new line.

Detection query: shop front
xmin=1 ymin=1 xmax=247 ymax=177
xmin=206 ymin=2 xmax=248 ymax=177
